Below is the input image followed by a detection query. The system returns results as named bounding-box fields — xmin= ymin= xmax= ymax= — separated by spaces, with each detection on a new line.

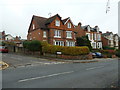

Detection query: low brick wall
xmin=44 ymin=53 xmax=93 ymax=60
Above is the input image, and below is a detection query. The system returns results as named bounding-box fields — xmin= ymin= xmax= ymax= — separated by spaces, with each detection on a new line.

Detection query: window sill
xmin=54 ymin=36 xmax=61 ymax=38
xmin=43 ymin=37 xmax=47 ymax=38
xmin=66 ymin=37 xmax=72 ymax=39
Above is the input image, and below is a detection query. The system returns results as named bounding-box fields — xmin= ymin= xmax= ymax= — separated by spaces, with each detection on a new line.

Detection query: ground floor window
xmin=97 ymin=42 xmax=102 ymax=49
xmin=66 ymin=41 xmax=75 ymax=47
xmin=91 ymin=42 xmax=96 ymax=49
xmin=54 ymin=41 xmax=64 ymax=46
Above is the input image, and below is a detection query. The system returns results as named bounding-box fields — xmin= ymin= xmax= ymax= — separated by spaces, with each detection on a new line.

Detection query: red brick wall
xmin=75 ymin=25 xmax=85 ymax=37
xmin=102 ymin=36 xmax=108 ymax=47
xmin=27 ymin=15 xmax=76 ymax=45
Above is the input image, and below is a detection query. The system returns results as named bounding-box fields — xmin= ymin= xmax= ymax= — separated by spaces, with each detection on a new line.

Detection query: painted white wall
xmin=5 ymin=35 xmax=14 ymax=40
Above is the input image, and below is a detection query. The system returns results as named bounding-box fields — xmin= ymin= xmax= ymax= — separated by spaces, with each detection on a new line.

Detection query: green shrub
xmin=42 ymin=42 xmax=90 ymax=56
xmin=115 ymin=50 xmax=120 ymax=57
xmin=76 ymin=36 xmax=92 ymax=51
xmin=100 ymin=50 xmax=116 ymax=54
xmin=23 ymin=40 xmax=42 ymax=52
xmin=103 ymin=46 xmax=115 ymax=50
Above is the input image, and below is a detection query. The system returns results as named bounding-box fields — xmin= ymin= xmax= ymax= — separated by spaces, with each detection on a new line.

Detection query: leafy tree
xmin=76 ymin=35 xmax=92 ymax=51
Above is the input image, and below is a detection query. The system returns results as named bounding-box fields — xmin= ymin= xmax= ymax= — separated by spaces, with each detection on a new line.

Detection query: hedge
xmin=115 ymin=50 xmax=120 ymax=57
xmin=23 ymin=40 xmax=42 ymax=52
xmin=42 ymin=42 xmax=90 ymax=56
xmin=103 ymin=46 xmax=115 ymax=50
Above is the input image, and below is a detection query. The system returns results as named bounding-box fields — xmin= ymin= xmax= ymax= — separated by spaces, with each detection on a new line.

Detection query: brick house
xmin=0 ymin=31 xmax=5 ymax=41
xmin=75 ymin=23 xmax=102 ymax=49
xmin=102 ymin=31 xmax=119 ymax=49
xmin=27 ymin=14 xmax=76 ymax=46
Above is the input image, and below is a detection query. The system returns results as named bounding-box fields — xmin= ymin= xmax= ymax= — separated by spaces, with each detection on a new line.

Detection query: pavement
xmin=1 ymin=53 xmax=119 ymax=69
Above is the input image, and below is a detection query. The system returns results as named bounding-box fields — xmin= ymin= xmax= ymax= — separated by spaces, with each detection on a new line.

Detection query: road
xmin=2 ymin=53 xmax=119 ymax=88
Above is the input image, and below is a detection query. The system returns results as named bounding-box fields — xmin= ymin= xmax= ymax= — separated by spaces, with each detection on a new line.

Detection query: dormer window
xmin=87 ymin=26 xmax=90 ymax=32
xmin=33 ymin=24 xmax=35 ymax=29
xmin=55 ymin=20 xmax=60 ymax=26
xmin=95 ymin=26 xmax=99 ymax=33
xmin=67 ymin=23 xmax=71 ymax=28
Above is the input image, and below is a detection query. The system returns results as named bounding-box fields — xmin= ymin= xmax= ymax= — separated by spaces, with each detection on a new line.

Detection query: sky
xmin=0 ymin=0 xmax=119 ymax=39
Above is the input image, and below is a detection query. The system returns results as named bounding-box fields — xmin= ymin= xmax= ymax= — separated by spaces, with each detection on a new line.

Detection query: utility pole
xmin=106 ymin=0 xmax=110 ymax=13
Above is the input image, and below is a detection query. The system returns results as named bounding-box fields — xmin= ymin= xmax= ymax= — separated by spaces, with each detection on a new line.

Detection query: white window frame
xmin=66 ymin=31 xmax=72 ymax=39
xmin=87 ymin=26 xmax=90 ymax=32
xmin=55 ymin=20 xmax=60 ymax=26
xmin=54 ymin=30 xmax=61 ymax=38
xmin=97 ymin=27 xmax=99 ymax=33
xmin=91 ymin=42 xmax=96 ymax=49
xmin=67 ymin=23 xmax=71 ymax=28
xmin=97 ymin=42 xmax=102 ymax=49
xmin=97 ymin=34 xmax=101 ymax=41
xmin=66 ymin=41 xmax=75 ymax=47
xmin=33 ymin=24 xmax=35 ymax=29
xmin=54 ymin=41 xmax=64 ymax=46
xmin=43 ymin=31 xmax=47 ymax=38
xmin=30 ymin=38 xmax=32 ymax=40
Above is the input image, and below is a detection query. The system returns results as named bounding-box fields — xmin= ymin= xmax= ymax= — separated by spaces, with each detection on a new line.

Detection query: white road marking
xmin=86 ymin=66 xmax=104 ymax=70
xmin=18 ymin=71 xmax=74 ymax=83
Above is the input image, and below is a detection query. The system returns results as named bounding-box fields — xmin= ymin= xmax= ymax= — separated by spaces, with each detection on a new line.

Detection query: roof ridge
xmin=33 ymin=15 xmax=47 ymax=19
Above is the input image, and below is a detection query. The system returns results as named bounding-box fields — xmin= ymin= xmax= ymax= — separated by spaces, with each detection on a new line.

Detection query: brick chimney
xmin=78 ymin=22 xmax=82 ymax=26
xmin=2 ymin=31 xmax=5 ymax=36
xmin=106 ymin=31 xmax=109 ymax=33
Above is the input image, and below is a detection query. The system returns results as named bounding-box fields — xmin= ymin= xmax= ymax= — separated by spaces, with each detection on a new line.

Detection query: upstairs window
xmin=87 ymin=26 xmax=90 ymax=32
xmin=54 ymin=30 xmax=61 ymax=38
xmin=33 ymin=24 xmax=35 ymax=29
xmin=66 ymin=31 xmax=72 ymax=38
xmin=67 ymin=23 xmax=71 ymax=28
xmin=97 ymin=34 xmax=101 ymax=41
xmin=43 ymin=31 xmax=47 ymax=38
xmin=55 ymin=20 xmax=60 ymax=26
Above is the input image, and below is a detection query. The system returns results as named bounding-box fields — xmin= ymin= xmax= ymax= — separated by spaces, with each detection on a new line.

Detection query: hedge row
xmin=23 ymin=40 xmax=42 ymax=52
xmin=42 ymin=42 xmax=90 ymax=56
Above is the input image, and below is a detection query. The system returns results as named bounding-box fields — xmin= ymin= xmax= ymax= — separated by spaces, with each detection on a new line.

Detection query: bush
xmin=100 ymin=50 xmax=116 ymax=54
xmin=103 ymin=46 xmax=115 ymax=50
xmin=76 ymin=36 xmax=92 ymax=51
xmin=115 ymin=50 xmax=120 ymax=57
xmin=42 ymin=42 xmax=90 ymax=56
xmin=23 ymin=40 xmax=42 ymax=52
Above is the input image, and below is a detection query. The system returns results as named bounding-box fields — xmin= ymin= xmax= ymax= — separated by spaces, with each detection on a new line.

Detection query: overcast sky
xmin=0 ymin=0 xmax=119 ymax=39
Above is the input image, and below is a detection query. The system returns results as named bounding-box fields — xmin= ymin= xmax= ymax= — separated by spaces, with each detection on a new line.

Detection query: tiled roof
xmin=62 ymin=17 xmax=69 ymax=24
xmin=102 ymin=32 xmax=113 ymax=36
xmin=31 ymin=14 xmax=62 ymax=30
xmin=45 ymin=14 xmax=61 ymax=25
xmin=33 ymin=15 xmax=47 ymax=29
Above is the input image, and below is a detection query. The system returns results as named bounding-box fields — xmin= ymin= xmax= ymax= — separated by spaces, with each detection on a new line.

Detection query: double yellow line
xmin=0 ymin=61 xmax=9 ymax=70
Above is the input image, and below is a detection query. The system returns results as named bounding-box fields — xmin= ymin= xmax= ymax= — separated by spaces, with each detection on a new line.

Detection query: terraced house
xmin=75 ymin=23 xmax=102 ymax=49
xmin=27 ymin=14 xmax=76 ymax=46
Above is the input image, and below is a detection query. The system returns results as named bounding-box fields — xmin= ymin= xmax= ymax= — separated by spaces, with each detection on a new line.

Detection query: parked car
xmin=0 ymin=46 xmax=8 ymax=53
xmin=92 ymin=52 xmax=103 ymax=58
